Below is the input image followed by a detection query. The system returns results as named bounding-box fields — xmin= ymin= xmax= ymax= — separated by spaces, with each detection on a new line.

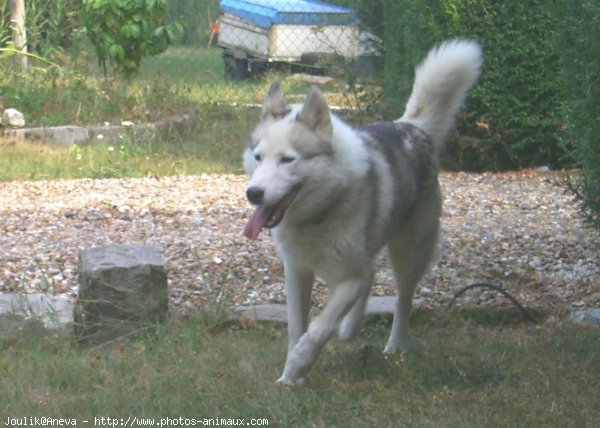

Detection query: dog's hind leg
xmin=337 ymin=274 xmax=372 ymax=341
xmin=384 ymin=186 xmax=441 ymax=353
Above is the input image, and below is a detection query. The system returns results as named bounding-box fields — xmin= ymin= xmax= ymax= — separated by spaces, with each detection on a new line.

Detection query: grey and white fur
xmin=243 ymin=39 xmax=482 ymax=385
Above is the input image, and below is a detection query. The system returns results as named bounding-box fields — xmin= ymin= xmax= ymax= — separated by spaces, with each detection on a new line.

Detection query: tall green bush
xmin=556 ymin=1 xmax=600 ymax=228
xmin=382 ymin=0 xmax=567 ymax=171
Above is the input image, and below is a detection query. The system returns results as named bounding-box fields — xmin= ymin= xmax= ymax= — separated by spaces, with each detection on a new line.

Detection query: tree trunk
xmin=9 ymin=0 xmax=28 ymax=73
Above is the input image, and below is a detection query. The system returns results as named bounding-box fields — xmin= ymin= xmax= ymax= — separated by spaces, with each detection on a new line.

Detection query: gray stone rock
xmin=74 ymin=244 xmax=168 ymax=344
xmin=234 ymin=296 xmax=419 ymax=323
xmin=0 ymin=293 xmax=74 ymax=328
xmin=366 ymin=296 xmax=397 ymax=314
xmin=237 ymin=304 xmax=287 ymax=322
xmin=535 ymin=165 xmax=551 ymax=173
xmin=41 ymin=126 xmax=90 ymax=146
xmin=570 ymin=308 xmax=600 ymax=327
xmin=1 ymin=108 xmax=26 ymax=128
xmin=2 ymin=113 xmax=195 ymax=146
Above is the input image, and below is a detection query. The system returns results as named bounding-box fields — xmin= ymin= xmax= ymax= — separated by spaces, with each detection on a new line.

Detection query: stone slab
xmin=236 ymin=304 xmax=287 ymax=322
xmin=571 ymin=308 xmax=600 ymax=327
xmin=0 ymin=294 xmax=405 ymax=329
xmin=235 ymin=296 xmax=406 ymax=323
xmin=0 ymin=293 xmax=74 ymax=329
xmin=1 ymin=113 xmax=195 ymax=146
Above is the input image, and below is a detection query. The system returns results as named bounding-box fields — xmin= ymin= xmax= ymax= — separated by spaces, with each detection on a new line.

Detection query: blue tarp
xmin=219 ymin=0 xmax=359 ymax=29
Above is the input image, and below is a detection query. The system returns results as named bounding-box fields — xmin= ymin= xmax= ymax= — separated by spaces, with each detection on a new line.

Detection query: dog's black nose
xmin=246 ymin=187 xmax=264 ymax=205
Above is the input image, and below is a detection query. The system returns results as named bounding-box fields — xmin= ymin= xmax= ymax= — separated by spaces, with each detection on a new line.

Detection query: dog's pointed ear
xmin=261 ymin=81 xmax=289 ymax=119
xmin=297 ymin=86 xmax=332 ymax=141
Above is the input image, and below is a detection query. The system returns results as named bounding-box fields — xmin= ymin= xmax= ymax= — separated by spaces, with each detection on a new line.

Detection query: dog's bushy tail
xmin=399 ymin=39 xmax=482 ymax=149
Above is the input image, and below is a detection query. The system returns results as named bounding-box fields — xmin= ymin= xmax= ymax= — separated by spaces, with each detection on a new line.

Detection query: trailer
xmin=218 ymin=0 xmax=360 ymax=80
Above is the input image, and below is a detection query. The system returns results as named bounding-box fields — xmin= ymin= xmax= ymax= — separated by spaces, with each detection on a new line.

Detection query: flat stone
xmin=1 ymin=113 xmax=195 ymax=146
xmin=0 ymin=293 xmax=74 ymax=329
xmin=235 ymin=296 xmax=418 ymax=323
xmin=41 ymin=126 xmax=90 ymax=146
xmin=237 ymin=304 xmax=287 ymax=322
xmin=366 ymin=296 xmax=397 ymax=314
xmin=0 ymin=293 xmax=416 ymax=330
xmin=571 ymin=308 xmax=600 ymax=327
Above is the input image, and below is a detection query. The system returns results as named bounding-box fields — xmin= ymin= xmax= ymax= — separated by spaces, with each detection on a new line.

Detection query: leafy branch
xmin=82 ymin=0 xmax=183 ymax=78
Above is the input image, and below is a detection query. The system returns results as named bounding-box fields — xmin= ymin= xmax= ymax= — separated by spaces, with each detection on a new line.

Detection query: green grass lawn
xmin=0 ymin=103 xmax=255 ymax=180
xmin=0 ymin=47 xmax=259 ymax=180
xmin=1 ymin=45 xmax=341 ymax=128
xmin=0 ymin=45 xmax=371 ymax=181
xmin=1 ymin=44 xmax=598 ymax=427
xmin=1 ymin=309 xmax=598 ymax=427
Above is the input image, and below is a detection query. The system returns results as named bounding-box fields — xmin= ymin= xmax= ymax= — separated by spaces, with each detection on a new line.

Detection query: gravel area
xmin=1 ymin=171 xmax=598 ymax=314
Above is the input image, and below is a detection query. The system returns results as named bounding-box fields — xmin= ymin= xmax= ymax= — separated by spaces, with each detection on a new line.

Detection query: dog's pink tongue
xmin=244 ymin=206 xmax=270 ymax=240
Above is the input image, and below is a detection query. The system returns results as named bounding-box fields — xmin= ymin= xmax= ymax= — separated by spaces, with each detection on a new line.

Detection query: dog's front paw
xmin=276 ymin=375 xmax=306 ymax=387
xmin=383 ymin=345 xmax=408 ymax=366
xmin=383 ymin=344 xmax=406 ymax=355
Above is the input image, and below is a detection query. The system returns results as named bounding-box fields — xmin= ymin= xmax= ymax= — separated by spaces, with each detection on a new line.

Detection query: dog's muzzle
xmin=243 ymin=184 xmax=301 ymax=240
xmin=246 ymin=186 xmax=265 ymax=205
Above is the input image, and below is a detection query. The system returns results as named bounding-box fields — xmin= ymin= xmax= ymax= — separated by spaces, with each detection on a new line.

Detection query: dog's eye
xmin=254 ymin=153 xmax=262 ymax=162
xmin=280 ymin=155 xmax=296 ymax=164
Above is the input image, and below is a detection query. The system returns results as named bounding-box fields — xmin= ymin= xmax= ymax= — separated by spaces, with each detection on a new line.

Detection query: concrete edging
xmin=0 ymin=294 xmax=401 ymax=330
xmin=1 ymin=113 xmax=196 ymax=146
xmin=2 ymin=293 xmax=599 ymax=332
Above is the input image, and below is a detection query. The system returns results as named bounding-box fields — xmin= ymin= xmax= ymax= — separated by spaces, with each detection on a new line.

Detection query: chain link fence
xmin=168 ymin=0 xmax=381 ymax=81
xmin=220 ymin=0 xmax=359 ymax=79
xmin=1 ymin=0 xmax=383 ymax=129
xmin=0 ymin=0 xmax=381 ymax=81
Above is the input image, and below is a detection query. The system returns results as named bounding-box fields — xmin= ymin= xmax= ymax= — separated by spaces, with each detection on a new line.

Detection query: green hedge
xmin=381 ymin=0 xmax=567 ymax=171
xmin=556 ymin=1 xmax=600 ymax=228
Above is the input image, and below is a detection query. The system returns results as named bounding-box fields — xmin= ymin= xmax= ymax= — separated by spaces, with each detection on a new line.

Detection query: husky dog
xmin=243 ymin=40 xmax=482 ymax=385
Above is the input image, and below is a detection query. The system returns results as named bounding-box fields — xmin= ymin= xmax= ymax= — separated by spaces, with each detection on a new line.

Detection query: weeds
xmin=2 ymin=16 xmax=595 ymax=427
xmin=1 ymin=43 xmax=384 ymax=181
xmin=0 ymin=309 xmax=598 ymax=427
xmin=0 ymin=121 xmax=244 ymax=182
xmin=0 ymin=64 xmax=191 ymax=127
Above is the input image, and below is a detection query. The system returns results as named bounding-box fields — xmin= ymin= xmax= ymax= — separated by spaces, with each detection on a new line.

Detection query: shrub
xmin=82 ymin=0 xmax=183 ymax=77
xmin=381 ymin=0 xmax=435 ymax=114
xmin=381 ymin=0 xmax=567 ymax=171
xmin=556 ymin=0 xmax=600 ymax=228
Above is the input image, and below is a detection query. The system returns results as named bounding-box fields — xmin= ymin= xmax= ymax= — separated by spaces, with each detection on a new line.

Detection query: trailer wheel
xmin=248 ymin=60 xmax=268 ymax=78
xmin=224 ymin=54 xmax=247 ymax=81
xmin=301 ymin=52 xmax=341 ymax=66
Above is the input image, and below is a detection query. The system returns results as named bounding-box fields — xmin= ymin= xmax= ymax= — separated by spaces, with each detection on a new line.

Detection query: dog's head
xmin=243 ymin=81 xmax=334 ymax=240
